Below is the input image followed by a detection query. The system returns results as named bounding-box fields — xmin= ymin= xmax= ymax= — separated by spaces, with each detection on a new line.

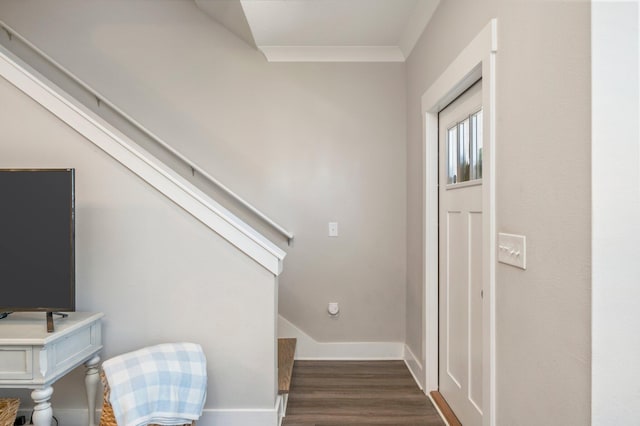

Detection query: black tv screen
xmin=0 ymin=169 xmax=75 ymax=312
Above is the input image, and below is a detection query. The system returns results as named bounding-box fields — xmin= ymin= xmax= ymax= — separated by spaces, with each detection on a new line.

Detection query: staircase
xmin=278 ymin=338 xmax=297 ymax=421
xmin=0 ymin=20 xmax=290 ymax=426
xmin=278 ymin=338 xmax=296 ymax=394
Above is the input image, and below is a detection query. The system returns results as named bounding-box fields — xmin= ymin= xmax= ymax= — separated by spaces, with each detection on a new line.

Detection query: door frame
xmin=422 ymin=20 xmax=497 ymax=426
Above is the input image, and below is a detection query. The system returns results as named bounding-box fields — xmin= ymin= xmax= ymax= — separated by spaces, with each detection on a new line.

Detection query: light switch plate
xmin=328 ymin=222 xmax=339 ymax=237
xmin=498 ymin=232 xmax=526 ymax=269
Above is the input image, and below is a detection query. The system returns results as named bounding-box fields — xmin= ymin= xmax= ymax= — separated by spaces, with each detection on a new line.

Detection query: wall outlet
xmin=328 ymin=222 xmax=339 ymax=237
xmin=328 ymin=302 xmax=340 ymax=316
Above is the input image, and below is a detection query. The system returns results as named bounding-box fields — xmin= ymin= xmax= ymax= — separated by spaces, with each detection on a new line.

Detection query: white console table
xmin=0 ymin=312 xmax=103 ymax=426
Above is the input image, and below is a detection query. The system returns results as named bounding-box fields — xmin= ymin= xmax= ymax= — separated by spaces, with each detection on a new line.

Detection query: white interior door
xmin=438 ymin=80 xmax=483 ymax=425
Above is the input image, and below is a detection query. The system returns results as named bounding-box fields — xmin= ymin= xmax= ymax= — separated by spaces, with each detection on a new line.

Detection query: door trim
xmin=421 ymin=19 xmax=497 ymax=426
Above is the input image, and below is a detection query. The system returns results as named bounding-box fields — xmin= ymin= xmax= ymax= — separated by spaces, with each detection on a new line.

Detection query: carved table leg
xmin=85 ymin=355 xmax=101 ymax=426
xmin=31 ymin=386 xmax=53 ymax=426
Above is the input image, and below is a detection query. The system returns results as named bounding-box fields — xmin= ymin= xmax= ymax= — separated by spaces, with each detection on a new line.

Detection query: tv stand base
xmin=45 ymin=312 xmax=70 ymax=333
xmin=0 ymin=312 xmax=103 ymax=426
xmin=46 ymin=312 xmax=53 ymax=333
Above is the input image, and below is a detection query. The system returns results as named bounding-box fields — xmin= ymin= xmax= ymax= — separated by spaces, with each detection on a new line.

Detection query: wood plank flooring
xmin=282 ymin=361 xmax=445 ymax=426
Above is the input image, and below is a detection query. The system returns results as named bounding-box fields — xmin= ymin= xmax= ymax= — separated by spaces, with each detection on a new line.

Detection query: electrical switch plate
xmin=498 ymin=232 xmax=526 ymax=269
xmin=328 ymin=222 xmax=339 ymax=237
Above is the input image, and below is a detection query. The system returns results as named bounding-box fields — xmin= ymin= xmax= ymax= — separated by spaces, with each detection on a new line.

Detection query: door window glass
xmin=446 ymin=109 xmax=483 ymax=184
xmin=470 ymin=110 xmax=483 ymax=180
xmin=458 ymin=118 xmax=470 ymax=182
xmin=447 ymin=126 xmax=458 ymax=184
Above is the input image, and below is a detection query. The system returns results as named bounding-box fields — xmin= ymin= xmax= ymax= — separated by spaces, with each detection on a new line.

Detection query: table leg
xmin=31 ymin=387 xmax=53 ymax=426
xmin=85 ymin=355 xmax=101 ymax=426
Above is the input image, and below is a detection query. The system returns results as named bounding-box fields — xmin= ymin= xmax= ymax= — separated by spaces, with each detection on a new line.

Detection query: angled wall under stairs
xmin=0 ymin=41 xmax=284 ymax=426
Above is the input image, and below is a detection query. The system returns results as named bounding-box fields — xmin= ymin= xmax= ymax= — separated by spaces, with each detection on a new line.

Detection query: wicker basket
xmin=100 ymin=371 xmax=195 ymax=426
xmin=0 ymin=398 xmax=20 ymax=426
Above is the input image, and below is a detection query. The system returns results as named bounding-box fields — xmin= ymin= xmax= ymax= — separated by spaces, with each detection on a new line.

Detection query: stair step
xmin=278 ymin=338 xmax=296 ymax=394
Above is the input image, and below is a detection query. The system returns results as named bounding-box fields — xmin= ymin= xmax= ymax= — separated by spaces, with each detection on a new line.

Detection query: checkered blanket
xmin=102 ymin=343 xmax=207 ymax=426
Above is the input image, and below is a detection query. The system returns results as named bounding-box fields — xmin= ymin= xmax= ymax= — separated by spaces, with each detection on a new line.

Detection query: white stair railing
xmin=0 ymin=20 xmax=294 ymax=244
xmin=0 ymin=42 xmax=286 ymax=274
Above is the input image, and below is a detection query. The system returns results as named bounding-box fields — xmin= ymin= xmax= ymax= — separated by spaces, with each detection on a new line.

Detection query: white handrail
xmin=0 ymin=43 xmax=286 ymax=273
xmin=0 ymin=20 xmax=294 ymax=243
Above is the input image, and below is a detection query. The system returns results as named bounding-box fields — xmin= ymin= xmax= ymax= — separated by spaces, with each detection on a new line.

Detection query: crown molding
xmin=259 ymin=45 xmax=406 ymax=62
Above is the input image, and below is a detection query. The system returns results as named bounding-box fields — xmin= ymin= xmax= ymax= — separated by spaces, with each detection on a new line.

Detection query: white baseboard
xmin=408 ymin=347 xmax=448 ymax=426
xmin=24 ymin=404 xmax=281 ymax=426
xmin=199 ymin=406 xmax=279 ymax=426
xmin=278 ymin=315 xmax=404 ymax=360
xmin=28 ymin=346 xmax=423 ymax=426
xmin=404 ymin=344 xmax=425 ymax=391
xmin=276 ymin=394 xmax=286 ymax=426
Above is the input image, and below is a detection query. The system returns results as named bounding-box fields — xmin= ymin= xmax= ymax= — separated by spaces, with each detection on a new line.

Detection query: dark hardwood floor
xmin=282 ymin=361 xmax=445 ymax=426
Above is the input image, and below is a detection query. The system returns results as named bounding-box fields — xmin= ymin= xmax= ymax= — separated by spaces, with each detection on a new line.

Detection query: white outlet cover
xmin=328 ymin=302 xmax=339 ymax=315
xmin=498 ymin=232 xmax=526 ymax=269
xmin=328 ymin=222 xmax=339 ymax=237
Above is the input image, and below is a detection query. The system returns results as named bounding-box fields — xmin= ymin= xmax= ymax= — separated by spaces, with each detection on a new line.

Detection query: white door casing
xmin=439 ymin=81 xmax=483 ymax=425
xmin=421 ymin=20 xmax=497 ymax=426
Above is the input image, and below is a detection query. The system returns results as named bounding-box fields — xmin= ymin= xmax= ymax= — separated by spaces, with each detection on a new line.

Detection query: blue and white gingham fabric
xmin=102 ymin=342 xmax=207 ymax=426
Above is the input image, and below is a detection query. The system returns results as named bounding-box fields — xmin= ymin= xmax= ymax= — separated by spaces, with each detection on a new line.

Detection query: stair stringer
xmin=0 ymin=44 xmax=285 ymax=276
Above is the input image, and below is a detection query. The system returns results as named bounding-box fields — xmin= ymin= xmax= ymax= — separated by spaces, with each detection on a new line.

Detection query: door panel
xmin=469 ymin=211 xmax=483 ymax=412
xmin=446 ymin=210 xmax=465 ymax=389
xmin=439 ymin=80 xmax=483 ymax=426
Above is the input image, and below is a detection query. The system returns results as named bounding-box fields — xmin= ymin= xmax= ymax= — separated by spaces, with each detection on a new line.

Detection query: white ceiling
xmin=195 ymin=0 xmax=440 ymax=62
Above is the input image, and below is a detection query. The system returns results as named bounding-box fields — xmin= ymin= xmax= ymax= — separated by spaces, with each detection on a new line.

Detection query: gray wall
xmin=0 ymin=73 xmax=277 ymax=413
xmin=406 ymin=1 xmax=591 ymax=424
xmin=0 ymin=0 xmax=599 ymax=422
xmin=0 ymin=0 xmax=407 ymax=344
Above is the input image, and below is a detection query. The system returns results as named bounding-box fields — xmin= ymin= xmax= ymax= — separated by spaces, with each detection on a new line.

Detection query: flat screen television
xmin=0 ymin=169 xmax=75 ymax=316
